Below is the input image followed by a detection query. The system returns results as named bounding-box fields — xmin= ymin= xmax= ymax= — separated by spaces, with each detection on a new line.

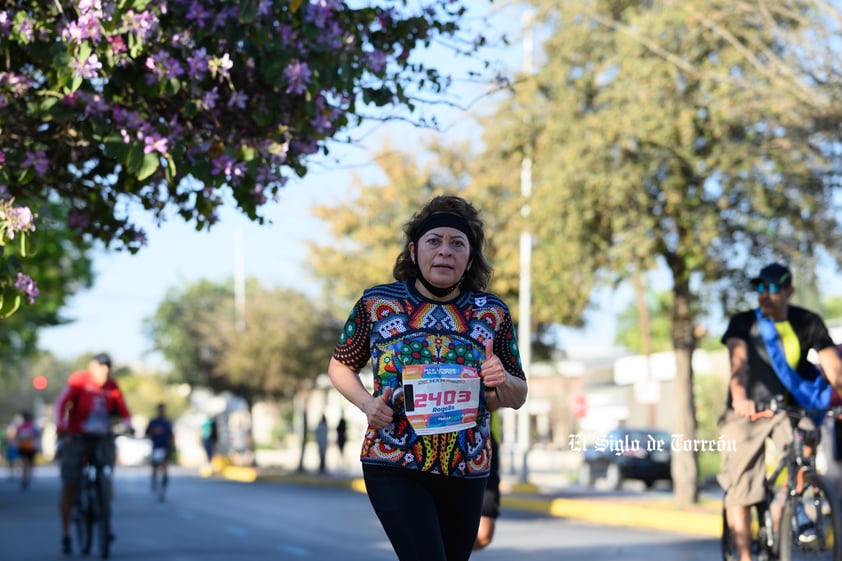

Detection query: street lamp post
xmin=516 ymin=9 xmax=534 ymax=483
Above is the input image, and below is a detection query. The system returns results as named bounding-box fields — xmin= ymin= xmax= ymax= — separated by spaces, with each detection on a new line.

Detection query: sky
xmin=38 ymin=184 xmax=346 ymax=368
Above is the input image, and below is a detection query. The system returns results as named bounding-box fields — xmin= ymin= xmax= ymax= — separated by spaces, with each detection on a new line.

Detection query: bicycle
xmin=72 ymin=434 xmax=115 ymax=559
xmin=722 ymin=397 xmax=842 ymax=561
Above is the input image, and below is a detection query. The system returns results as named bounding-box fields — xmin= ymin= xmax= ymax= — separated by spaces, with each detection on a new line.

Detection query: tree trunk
xmin=671 ymin=276 xmax=699 ymax=506
xmin=633 ymin=271 xmax=656 ymax=426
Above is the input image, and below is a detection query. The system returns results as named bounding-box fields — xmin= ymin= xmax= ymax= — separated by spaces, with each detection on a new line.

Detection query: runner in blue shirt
xmin=145 ymin=403 xmax=174 ymax=502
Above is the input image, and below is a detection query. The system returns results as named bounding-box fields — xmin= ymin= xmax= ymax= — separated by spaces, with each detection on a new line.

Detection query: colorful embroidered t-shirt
xmin=332 ymin=280 xmax=525 ymax=478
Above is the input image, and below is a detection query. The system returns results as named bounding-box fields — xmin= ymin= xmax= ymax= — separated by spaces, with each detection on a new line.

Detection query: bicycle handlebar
xmin=749 ymin=395 xmax=842 ymax=422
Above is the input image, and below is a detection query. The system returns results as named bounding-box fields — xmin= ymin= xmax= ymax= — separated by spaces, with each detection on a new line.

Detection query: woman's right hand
xmin=732 ymin=398 xmax=756 ymax=418
xmin=364 ymin=387 xmax=394 ymax=429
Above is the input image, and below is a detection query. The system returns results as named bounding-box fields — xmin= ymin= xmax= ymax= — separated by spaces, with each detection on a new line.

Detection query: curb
xmin=206 ymin=466 xmax=721 ymax=537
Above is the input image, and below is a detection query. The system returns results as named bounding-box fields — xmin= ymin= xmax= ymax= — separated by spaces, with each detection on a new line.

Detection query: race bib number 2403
xmin=403 ymin=364 xmax=481 ymax=435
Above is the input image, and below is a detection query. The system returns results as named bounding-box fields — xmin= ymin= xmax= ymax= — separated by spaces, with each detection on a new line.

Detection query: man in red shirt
xmin=55 ymin=353 xmax=131 ymax=556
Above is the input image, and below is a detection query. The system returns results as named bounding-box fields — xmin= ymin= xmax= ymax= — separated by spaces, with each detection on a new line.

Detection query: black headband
xmin=413 ymin=213 xmax=474 ymax=245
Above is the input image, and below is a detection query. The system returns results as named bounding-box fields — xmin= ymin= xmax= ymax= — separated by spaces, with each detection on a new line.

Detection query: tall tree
xmin=0 ymin=0 xmax=500 ymax=252
xmin=145 ymin=278 xmax=335 ymax=405
xmin=218 ymin=282 xmax=337 ymax=404
xmin=492 ymin=0 xmax=842 ymax=505
xmin=144 ymin=279 xmax=231 ymax=388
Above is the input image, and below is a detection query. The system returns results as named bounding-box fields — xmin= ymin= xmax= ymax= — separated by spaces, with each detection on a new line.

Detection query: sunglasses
xmin=754 ymin=282 xmax=783 ymax=295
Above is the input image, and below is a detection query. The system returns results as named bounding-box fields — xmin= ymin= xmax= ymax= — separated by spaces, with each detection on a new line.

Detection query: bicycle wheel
xmin=76 ymin=479 xmax=97 ymax=555
xmin=779 ymin=472 xmax=842 ymax=561
xmin=72 ymin=493 xmax=88 ymax=555
xmin=95 ymin=472 xmax=111 ymax=560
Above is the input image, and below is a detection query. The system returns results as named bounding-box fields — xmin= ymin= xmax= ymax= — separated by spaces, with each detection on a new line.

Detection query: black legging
xmin=363 ymin=464 xmax=487 ymax=561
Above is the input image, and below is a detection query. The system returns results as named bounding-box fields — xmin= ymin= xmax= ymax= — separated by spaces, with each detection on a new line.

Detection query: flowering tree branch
xmin=0 ymin=0 xmax=492 ymax=252
xmin=0 ymin=183 xmax=38 ymax=315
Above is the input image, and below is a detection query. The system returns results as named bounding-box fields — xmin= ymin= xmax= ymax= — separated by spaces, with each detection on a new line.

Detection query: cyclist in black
xmin=719 ymin=263 xmax=842 ymax=561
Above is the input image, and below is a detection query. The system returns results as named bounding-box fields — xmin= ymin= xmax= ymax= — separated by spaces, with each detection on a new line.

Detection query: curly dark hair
xmin=392 ymin=195 xmax=493 ymax=292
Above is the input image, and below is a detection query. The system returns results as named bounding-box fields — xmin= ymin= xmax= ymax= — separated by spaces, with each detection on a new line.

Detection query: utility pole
xmin=516 ymin=8 xmax=534 ymax=483
xmin=234 ymin=228 xmax=246 ymax=331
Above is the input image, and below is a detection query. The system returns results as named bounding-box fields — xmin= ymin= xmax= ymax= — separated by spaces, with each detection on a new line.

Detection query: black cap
xmin=750 ymin=262 xmax=793 ymax=287
xmin=91 ymin=353 xmax=112 ymax=369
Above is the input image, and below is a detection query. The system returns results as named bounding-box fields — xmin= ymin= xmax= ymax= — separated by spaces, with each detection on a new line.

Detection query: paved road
xmin=0 ymin=464 xmax=720 ymax=560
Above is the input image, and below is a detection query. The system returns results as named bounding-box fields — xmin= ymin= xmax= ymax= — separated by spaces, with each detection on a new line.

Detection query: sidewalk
xmin=201 ymin=457 xmax=723 ymax=538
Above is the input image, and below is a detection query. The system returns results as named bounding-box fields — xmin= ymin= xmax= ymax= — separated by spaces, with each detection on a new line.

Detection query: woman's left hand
xmin=480 ymin=339 xmax=508 ymax=389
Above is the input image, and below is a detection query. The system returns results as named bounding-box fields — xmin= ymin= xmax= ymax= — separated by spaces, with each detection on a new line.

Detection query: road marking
xmin=278 ymin=544 xmax=309 ymax=556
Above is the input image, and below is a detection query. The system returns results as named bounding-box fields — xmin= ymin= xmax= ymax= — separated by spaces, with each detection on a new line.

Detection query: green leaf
xmin=20 ymin=234 xmax=29 ymax=258
xmin=240 ymin=0 xmax=258 ymax=23
xmin=78 ymin=42 xmax=92 ymax=61
xmin=164 ymin=155 xmax=177 ymax=185
xmin=128 ymin=33 xmax=143 ymax=58
xmin=39 ymin=97 xmax=58 ymax=113
xmin=138 ymin=153 xmax=159 ymax=181
xmin=17 ymin=168 xmax=35 ymax=186
xmin=0 ymin=292 xmax=21 ymax=318
xmin=126 ymin=144 xmax=145 ymax=175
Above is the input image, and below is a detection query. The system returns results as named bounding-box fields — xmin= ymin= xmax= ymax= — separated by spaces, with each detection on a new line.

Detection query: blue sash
xmin=754 ymin=308 xmax=831 ymax=417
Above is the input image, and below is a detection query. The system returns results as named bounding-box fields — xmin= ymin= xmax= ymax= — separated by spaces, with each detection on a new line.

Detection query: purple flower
xmin=367 ymin=50 xmax=388 ymax=74
xmin=251 ymin=186 xmax=267 ymax=205
xmin=311 ymin=112 xmax=331 ymax=134
xmin=201 ymin=87 xmax=219 ymax=110
xmin=109 ymin=36 xmax=127 ymax=54
xmin=63 ymin=21 xmax=86 ymax=45
xmin=143 ymin=134 xmax=168 ymax=155
xmin=67 ymin=209 xmax=90 ymax=231
xmin=124 ymin=10 xmax=159 ymax=38
xmin=8 ymin=205 xmax=35 ymax=235
xmin=284 ymin=60 xmax=311 ymax=95
xmin=72 ymin=54 xmax=102 ymax=80
xmin=78 ymin=0 xmax=103 ymax=14
xmin=22 ymin=150 xmax=48 ymax=177
xmin=14 ymin=273 xmax=39 ymax=305
xmin=227 ymin=91 xmax=248 ymax=109
xmin=186 ymin=1 xmax=212 ymax=28
xmin=77 ymin=12 xmax=103 ymax=42
xmin=16 ymin=17 xmax=34 ymax=42
xmin=187 ymin=48 xmax=209 ymax=75
xmin=211 ymin=155 xmax=245 ymax=180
